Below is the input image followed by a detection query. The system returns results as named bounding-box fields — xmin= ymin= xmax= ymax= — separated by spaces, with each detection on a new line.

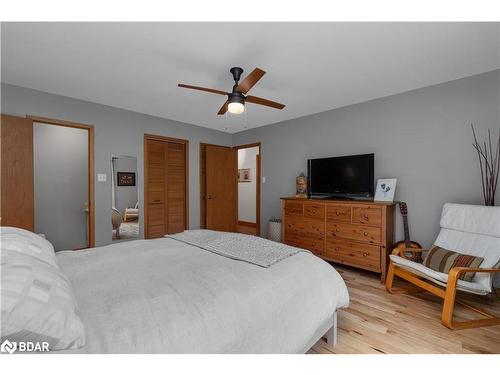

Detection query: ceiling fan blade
xmin=236 ymin=68 xmax=266 ymax=94
xmin=245 ymin=95 xmax=285 ymax=110
xmin=178 ymin=84 xmax=228 ymax=96
xmin=217 ymin=100 xmax=229 ymax=115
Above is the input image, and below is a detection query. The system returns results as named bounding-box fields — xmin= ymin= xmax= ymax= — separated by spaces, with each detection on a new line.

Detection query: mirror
xmin=111 ymin=155 xmax=139 ymax=242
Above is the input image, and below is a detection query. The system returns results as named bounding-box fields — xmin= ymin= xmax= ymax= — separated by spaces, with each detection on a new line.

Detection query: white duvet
xmin=56 ymin=236 xmax=349 ymax=353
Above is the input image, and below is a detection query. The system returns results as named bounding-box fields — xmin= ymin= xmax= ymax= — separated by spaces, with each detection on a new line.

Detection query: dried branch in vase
xmin=471 ymin=124 xmax=500 ymax=206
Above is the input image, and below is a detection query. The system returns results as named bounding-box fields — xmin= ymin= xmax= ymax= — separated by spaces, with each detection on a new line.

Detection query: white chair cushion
xmin=440 ymin=203 xmax=500 ymax=238
xmin=432 ymin=203 xmax=500 ymax=291
xmin=390 ymin=255 xmax=491 ymax=295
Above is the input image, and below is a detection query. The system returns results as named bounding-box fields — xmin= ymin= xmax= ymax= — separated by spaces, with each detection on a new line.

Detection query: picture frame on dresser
xmin=281 ymin=197 xmax=396 ymax=282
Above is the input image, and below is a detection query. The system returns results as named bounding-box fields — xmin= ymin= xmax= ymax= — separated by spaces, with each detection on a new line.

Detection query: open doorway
xmin=199 ymin=142 xmax=261 ymax=235
xmin=235 ymin=143 xmax=261 ymax=236
xmin=30 ymin=116 xmax=95 ymax=250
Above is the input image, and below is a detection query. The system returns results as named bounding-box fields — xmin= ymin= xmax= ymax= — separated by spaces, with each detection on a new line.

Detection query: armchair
xmin=124 ymin=201 xmax=139 ymax=222
xmin=386 ymin=203 xmax=500 ymax=330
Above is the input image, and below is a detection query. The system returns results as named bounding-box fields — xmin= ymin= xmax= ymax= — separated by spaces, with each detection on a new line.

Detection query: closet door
xmin=145 ymin=139 xmax=168 ymax=238
xmin=0 ymin=114 xmax=34 ymax=230
xmin=166 ymin=142 xmax=187 ymax=234
xmin=145 ymin=135 xmax=188 ymax=239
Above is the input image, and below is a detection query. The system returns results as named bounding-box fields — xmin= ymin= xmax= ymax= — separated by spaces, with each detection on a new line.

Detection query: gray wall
xmin=3 ymin=70 xmax=499 ymax=248
xmin=113 ymin=155 xmax=138 ymax=215
xmin=233 ymin=70 xmax=500 ymax=247
xmin=1 ymin=83 xmax=232 ymax=246
xmin=34 ymin=123 xmax=88 ymax=250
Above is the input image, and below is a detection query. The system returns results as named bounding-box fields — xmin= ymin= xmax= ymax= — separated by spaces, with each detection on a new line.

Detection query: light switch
xmin=262 ymin=177 xmax=266 ymax=184
xmin=97 ymin=173 xmax=107 ymax=182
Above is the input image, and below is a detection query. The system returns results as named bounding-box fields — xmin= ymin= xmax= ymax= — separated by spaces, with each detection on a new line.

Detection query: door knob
xmin=207 ymin=195 xmax=214 ymax=200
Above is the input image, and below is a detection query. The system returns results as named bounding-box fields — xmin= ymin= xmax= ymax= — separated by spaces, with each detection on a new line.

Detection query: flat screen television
xmin=307 ymin=153 xmax=374 ymax=199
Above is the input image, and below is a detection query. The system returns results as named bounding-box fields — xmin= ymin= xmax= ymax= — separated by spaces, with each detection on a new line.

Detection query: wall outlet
xmin=262 ymin=177 xmax=266 ymax=183
xmin=97 ymin=173 xmax=107 ymax=182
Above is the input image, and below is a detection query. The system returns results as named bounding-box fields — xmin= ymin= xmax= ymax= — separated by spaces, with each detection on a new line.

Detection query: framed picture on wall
xmin=238 ymin=168 xmax=252 ymax=183
xmin=117 ymin=172 xmax=136 ymax=186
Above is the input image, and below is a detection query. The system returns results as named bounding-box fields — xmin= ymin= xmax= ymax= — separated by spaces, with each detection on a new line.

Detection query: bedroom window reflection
xmin=111 ymin=155 xmax=139 ymax=242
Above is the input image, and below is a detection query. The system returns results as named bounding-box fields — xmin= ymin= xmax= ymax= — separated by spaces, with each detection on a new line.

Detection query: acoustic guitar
xmin=393 ymin=202 xmax=423 ymax=262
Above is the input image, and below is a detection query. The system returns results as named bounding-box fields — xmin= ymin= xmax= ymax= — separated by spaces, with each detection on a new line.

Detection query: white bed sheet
xmin=56 ymin=237 xmax=349 ymax=353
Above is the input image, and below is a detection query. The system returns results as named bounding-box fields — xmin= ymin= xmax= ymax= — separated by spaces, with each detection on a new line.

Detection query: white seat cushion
xmin=390 ymin=255 xmax=491 ymax=295
xmin=430 ymin=203 xmax=500 ymax=291
xmin=440 ymin=203 xmax=500 ymax=238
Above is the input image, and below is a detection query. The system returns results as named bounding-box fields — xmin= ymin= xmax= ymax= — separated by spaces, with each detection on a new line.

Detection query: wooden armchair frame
xmin=386 ymin=248 xmax=500 ymax=330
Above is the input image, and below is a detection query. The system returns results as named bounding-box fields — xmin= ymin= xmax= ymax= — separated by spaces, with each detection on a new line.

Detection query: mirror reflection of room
xmin=111 ymin=155 xmax=139 ymax=242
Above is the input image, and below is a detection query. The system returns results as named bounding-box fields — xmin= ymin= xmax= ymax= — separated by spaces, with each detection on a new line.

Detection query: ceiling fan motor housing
xmin=230 ymin=67 xmax=244 ymax=84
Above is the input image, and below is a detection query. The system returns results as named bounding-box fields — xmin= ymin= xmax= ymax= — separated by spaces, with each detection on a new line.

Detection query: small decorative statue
xmin=295 ymin=173 xmax=308 ymax=198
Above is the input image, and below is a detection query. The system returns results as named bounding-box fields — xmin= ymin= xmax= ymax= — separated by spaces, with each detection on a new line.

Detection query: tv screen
xmin=307 ymin=153 xmax=374 ymax=198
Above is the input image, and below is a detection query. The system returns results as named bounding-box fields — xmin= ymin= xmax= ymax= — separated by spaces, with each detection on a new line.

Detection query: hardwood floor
xmin=308 ymin=264 xmax=500 ymax=354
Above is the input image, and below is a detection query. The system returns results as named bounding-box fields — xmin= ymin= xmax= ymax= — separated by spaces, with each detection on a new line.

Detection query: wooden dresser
xmin=281 ymin=197 xmax=395 ymax=281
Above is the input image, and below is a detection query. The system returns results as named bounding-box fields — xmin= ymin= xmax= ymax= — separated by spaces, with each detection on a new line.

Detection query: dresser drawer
xmin=326 ymin=205 xmax=351 ymax=223
xmin=285 ymin=234 xmax=324 ymax=256
xmin=284 ymin=217 xmax=325 ymax=254
xmin=285 ymin=217 xmax=325 ymax=239
xmin=325 ymin=239 xmax=381 ymax=272
xmin=326 ymin=222 xmax=381 ymax=244
xmin=304 ymin=203 xmax=325 ymax=220
xmin=352 ymin=207 xmax=382 ymax=227
xmin=284 ymin=201 xmax=303 ymax=216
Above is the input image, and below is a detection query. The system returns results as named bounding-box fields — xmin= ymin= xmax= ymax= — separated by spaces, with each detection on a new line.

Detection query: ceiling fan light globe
xmin=228 ymin=102 xmax=245 ymax=114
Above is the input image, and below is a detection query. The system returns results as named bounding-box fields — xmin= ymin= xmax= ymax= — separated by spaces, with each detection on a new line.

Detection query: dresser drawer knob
xmin=336 ymin=211 xmax=340 ymax=216
xmin=363 ymin=214 xmax=369 ymax=219
xmin=363 ymin=252 xmax=369 ymax=257
xmin=363 ymin=231 xmax=368 ymax=236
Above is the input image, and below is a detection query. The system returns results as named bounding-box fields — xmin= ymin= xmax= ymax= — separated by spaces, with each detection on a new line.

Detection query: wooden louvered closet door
xmin=144 ymin=135 xmax=188 ymax=239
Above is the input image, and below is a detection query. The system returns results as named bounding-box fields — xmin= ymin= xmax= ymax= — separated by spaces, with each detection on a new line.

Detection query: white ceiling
xmin=2 ymin=22 xmax=499 ymax=133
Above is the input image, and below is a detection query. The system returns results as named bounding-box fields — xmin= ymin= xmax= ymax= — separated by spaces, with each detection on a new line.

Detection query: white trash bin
xmin=267 ymin=218 xmax=282 ymax=242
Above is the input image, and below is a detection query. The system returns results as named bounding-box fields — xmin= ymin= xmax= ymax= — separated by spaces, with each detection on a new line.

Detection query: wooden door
xmin=1 ymin=115 xmax=34 ymax=230
xmin=144 ymin=135 xmax=188 ymax=238
xmin=205 ymin=144 xmax=237 ymax=232
xmin=145 ymin=139 xmax=167 ymax=238
xmin=166 ymin=142 xmax=186 ymax=233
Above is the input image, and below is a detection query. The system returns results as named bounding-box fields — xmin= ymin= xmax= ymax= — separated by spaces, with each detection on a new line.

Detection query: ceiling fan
xmin=178 ymin=67 xmax=285 ymax=115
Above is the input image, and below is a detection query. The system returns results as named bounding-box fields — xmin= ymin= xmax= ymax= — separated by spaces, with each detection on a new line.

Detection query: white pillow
xmin=1 ymin=250 xmax=86 ymax=351
xmin=1 ymin=226 xmax=58 ymax=268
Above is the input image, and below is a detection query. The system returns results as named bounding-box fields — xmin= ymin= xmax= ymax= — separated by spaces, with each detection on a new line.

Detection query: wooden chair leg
xmin=441 ymin=273 xmax=500 ymax=329
xmin=441 ymin=279 xmax=458 ymax=329
xmin=385 ymin=262 xmax=395 ymax=293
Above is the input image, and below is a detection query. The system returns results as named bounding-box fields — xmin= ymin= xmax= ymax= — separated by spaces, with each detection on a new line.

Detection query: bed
xmin=2 ymin=228 xmax=349 ymax=353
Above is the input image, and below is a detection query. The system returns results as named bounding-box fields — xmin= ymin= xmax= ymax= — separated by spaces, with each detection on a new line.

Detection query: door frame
xmin=27 ymin=115 xmax=95 ymax=248
xmin=234 ymin=142 xmax=261 ymax=236
xmin=144 ymin=134 xmax=189 ymax=238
